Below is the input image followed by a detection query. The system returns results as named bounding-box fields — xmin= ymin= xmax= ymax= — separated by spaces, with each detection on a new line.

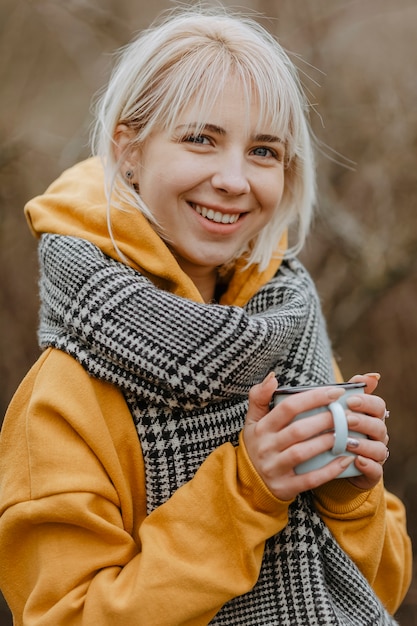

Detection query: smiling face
xmin=125 ymin=80 xmax=286 ymax=300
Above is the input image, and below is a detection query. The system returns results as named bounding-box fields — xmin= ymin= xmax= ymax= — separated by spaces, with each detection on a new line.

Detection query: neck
xmin=176 ymin=262 xmax=218 ymax=303
xmin=192 ymin=271 xmax=218 ymax=303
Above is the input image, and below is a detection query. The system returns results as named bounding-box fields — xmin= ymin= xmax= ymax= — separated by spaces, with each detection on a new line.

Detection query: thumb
xmin=246 ymin=372 xmax=278 ymax=426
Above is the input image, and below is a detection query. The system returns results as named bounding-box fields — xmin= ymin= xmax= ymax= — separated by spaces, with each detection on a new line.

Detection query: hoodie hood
xmin=25 ymin=157 xmax=287 ymax=306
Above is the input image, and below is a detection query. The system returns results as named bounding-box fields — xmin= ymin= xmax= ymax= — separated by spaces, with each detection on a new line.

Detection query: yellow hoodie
xmin=0 ymin=158 xmax=412 ymax=625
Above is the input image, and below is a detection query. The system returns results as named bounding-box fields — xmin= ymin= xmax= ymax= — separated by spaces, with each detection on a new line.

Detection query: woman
xmin=0 ymin=6 xmax=411 ymax=625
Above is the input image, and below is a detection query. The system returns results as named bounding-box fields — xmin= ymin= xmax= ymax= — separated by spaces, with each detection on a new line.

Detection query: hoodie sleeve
xmin=1 ymin=351 xmax=411 ymax=625
xmin=0 ymin=349 xmax=292 ymax=626
xmin=313 ymin=479 xmax=412 ymax=615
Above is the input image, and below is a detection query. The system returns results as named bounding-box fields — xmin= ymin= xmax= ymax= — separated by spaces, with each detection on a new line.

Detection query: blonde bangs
xmin=136 ymin=31 xmax=301 ymax=157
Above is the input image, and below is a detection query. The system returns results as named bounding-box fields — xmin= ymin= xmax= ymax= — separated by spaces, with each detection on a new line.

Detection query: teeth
xmin=193 ymin=204 xmax=239 ymax=224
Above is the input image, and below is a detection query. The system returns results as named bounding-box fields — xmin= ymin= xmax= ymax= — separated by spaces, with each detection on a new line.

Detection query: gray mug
xmin=272 ymin=382 xmax=366 ymax=478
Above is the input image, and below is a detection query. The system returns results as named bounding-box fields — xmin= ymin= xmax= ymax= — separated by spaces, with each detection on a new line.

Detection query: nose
xmin=211 ymin=154 xmax=250 ymax=195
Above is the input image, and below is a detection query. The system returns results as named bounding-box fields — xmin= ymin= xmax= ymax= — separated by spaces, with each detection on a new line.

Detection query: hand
xmin=343 ymin=373 xmax=389 ymax=490
xmin=243 ymin=374 xmax=362 ymax=501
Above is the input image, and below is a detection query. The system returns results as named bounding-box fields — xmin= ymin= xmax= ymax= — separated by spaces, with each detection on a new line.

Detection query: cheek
xmin=138 ymin=168 xmax=178 ymax=201
xmin=260 ymin=172 xmax=285 ymax=213
xmin=141 ymin=160 xmax=201 ymax=195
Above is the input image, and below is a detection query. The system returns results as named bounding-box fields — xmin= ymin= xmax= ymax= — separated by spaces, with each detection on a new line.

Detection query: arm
xmin=313 ymin=373 xmax=412 ymax=611
xmin=243 ymin=373 xmax=412 ymax=613
xmin=313 ymin=479 xmax=412 ymax=614
xmin=0 ymin=350 xmax=291 ymax=626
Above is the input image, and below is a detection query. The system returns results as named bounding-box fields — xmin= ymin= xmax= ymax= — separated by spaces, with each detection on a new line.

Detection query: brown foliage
xmin=1 ymin=1 xmax=416 ymax=623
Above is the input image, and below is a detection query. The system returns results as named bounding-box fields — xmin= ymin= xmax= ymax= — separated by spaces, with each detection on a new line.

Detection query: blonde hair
xmin=91 ymin=5 xmax=316 ymax=270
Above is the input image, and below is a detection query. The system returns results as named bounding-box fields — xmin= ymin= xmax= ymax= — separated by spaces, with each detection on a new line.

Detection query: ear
xmin=113 ymin=123 xmax=139 ymax=168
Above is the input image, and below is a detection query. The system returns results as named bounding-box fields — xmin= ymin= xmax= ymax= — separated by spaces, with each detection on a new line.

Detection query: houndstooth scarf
xmin=37 ymin=233 xmax=397 ymax=625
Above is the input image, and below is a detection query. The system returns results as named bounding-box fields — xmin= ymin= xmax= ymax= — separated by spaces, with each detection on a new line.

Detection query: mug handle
xmin=328 ymin=401 xmax=348 ymax=455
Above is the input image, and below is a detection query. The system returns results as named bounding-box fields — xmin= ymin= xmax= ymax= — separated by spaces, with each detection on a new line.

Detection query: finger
xmin=348 ymin=456 xmax=384 ymax=490
xmin=347 ymin=412 xmax=387 ymax=444
xmin=245 ymin=372 xmax=278 ymax=425
xmin=272 ymin=428 xmax=338 ymax=472
xmin=269 ymin=386 xmax=346 ymax=432
xmin=272 ymin=455 xmax=356 ymax=500
xmin=272 ymin=411 xmax=336 ymax=452
xmin=382 ymin=447 xmax=390 ymax=465
xmin=382 ymin=408 xmax=390 ymax=423
xmin=346 ymin=391 xmax=386 ymax=420
xmin=346 ymin=437 xmax=388 ymax=464
xmin=348 ymin=372 xmax=380 ymax=394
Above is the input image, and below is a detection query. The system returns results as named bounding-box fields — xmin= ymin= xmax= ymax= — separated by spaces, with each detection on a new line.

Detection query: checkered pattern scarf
xmin=37 ymin=233 xmax=397 ymax=625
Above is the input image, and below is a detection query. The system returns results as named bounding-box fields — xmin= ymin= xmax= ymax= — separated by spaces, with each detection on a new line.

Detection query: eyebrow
xmin=175 ymin=123 xmax=283 ymax=143
xmin=254 ymin=133 xmax=284 ymax=144
xmin=175 ymin=123 xmax=225 ymax=135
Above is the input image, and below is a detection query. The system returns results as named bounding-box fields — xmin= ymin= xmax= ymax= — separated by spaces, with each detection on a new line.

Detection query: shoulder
xmin=1 ymin=348 xmax=146 ymax=541
xmin=1 ymin=349 xmax=141 ymax=499
xmin=24 ymin=349 xmax=135 ymax=438
xmin=15 ymin=348 xmax=122 ymax=406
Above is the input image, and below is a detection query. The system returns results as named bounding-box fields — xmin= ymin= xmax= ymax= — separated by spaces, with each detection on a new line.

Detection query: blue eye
xmin=183 ymin=134 xmax=210 ymax=144
xmin=252 ymin=146 xmax=275 ymax=158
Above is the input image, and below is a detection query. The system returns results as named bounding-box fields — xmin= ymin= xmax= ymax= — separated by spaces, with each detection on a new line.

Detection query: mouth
xmin=189 ymin=202 xmax=241 ymax=224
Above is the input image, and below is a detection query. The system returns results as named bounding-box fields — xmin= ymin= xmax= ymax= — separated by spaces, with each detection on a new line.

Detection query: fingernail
xmin=327 ymin=387 xmax=345 ymax=401
xmin=347 ymin=395 xmax=362 ymax=409
xmin=347 ymin=437 xmax=360 ymax=449
xmin=366 ymin=372 xmax=381 ymax=380
xmin=262 ymin=371 xmax=276 ymax=386
xmin=347 ymin=414 xmax=360 ymax=427
xmin=356 ymin=455 xmax=368 ymax=467
xmin=339 ymin=456 xmax=355 ymax=469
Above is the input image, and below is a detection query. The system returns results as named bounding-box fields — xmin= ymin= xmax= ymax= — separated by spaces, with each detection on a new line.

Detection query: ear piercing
xmin=125 ymin=169 xmax=139 ymax=192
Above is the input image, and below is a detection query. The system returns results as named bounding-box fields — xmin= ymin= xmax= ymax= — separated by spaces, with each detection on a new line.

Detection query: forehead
xmin=167 ymin=74 xmax=282 ymax=137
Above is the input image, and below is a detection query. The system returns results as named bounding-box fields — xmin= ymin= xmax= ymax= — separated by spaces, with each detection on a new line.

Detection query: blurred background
xmin=1 ymin=0 xmax=416 ymax=624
